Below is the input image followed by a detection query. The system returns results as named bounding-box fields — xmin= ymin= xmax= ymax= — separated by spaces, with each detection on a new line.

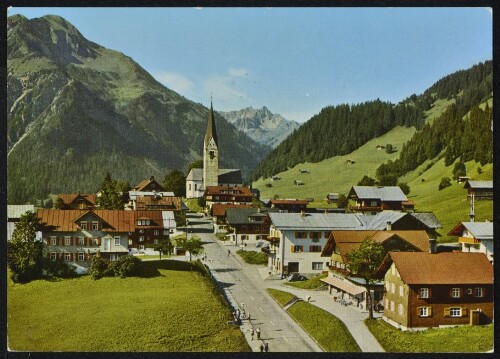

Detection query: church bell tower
xmin=203 ymin=100 xmax=219 ymax=189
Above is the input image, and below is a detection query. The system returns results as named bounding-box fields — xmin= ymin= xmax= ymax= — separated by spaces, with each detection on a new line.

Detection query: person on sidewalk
xmin=259 ymin=343 xmax=264 ymax=352
xmin=250 ymin=328 xmax=255 ymax=341
xmin=256 ymin=327 xmax=261 ymax=340
xmin=264 ymin=342 xmax=269 ymax=352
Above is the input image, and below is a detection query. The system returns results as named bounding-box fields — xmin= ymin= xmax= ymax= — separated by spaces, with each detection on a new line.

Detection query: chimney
xmin=386 ymin=221 xmax=392 ymax=231
xmin=429 ymin=238 xmax=437 ymax=254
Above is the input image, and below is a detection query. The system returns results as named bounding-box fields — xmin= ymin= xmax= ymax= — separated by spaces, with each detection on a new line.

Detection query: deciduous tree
xmin=162 ymin=170 xmax=186 ymax=197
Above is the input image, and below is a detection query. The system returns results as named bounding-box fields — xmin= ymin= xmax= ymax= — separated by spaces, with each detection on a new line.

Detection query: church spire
xmin=204 ymin=99 xmax=218 ymax=147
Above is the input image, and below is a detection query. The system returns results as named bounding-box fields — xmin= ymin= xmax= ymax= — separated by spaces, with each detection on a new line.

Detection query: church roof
xmin=204 ymin=101 xmax=218 ymax=147
xmin=186 ymin=168 xmax=242 ymax=185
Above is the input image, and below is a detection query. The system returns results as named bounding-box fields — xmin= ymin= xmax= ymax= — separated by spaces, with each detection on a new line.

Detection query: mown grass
xmin=7 ymin=262 xmax=250 ymax=352
xmin=236 ymin=250 xmax=268 ymax=265
xmin=266 ymin=288 xmax=296 ymax=306
xmin=284 ymin=273 xmax=328 ymax=290
xmin=365 ymin=318 xmax=493 ymax=352
xmin=184 ymin=198 xmax=203 ymax=213
xmin=266 ymin=289 xmax=360 ymax=352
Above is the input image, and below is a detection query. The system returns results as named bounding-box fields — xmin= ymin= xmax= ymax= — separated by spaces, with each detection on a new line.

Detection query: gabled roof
xmin=37 ymin=209 xmax=167 ymax=232
xmin=205 ymin=186 xmax=253 ymax=196
xmin=226 ymin=207 xmax=279 ymax=225
xmin=186 ymin=168 xmax=242 ymax=184
xmin=7 ymin=205 xmax=35 ymax=219
xmin=321 ymin=230 xmax=430 ymax=260
xmin=133 ymin=176 xmax=165 ymax=191
xmin=271 ymin=199 xmax=308 ymax=205
xmin=269 ymin=213 xmax=364 ymax=231
xmin=349 ymin=186 xmax=407 ymax=202
xmin=58 ymin=193 xmax=96 ymax=206
xmin=463 ymin=180 xmax=493 ymax=189
xmin=135 ymin=196 xmax=182 ymax=210
xmin=448 ymin=221 xmax=493 ymax=240
xmin=211 ymin=203 xmax=253 ymax=217
xmin=384 ymin=252 xmax=493 ymax=285
xmin=364 ymin=212 xmax=442 ymax=230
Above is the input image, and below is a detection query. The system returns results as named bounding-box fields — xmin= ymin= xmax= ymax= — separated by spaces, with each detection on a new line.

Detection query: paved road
xmin=187 ymin=214 xmax=383 ymax=352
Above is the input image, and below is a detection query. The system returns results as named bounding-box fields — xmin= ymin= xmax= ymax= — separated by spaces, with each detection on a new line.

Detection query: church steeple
xmin=203 ymin=98 xmax=219 ymax=189
xmin=204 ymin=98 xmax=218 ymax=147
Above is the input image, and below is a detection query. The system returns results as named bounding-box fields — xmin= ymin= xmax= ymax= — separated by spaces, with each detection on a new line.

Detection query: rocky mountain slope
xmin=7 ymin=14 xmax=270 ymax=204
xmin=219 ymin=107 xmax=300 ymax=148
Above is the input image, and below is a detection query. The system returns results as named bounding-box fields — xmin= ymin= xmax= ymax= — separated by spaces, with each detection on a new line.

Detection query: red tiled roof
xmin=389 ymin=252 xmax=493 ymax=285
xmin=211 ymin=203 xmax=252 ymax=217
xmin=321 ymin=230 xmax=430 ymax=260
xmin=58 ymin=193 xmax=96 ymax=205
xmin=133 ymin=177 xmax=165 ymax=191
xmin=37 ymin=209 xmax=165 ymax=232
xmin=135 ymin=196 xmax=181 ymax=210
xmin=205 ymin=186 xmax=253 ymax=196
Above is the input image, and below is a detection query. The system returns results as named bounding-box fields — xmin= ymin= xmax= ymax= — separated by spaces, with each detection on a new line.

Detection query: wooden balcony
xmin=458 ymin=236 xmax=480 ymax=244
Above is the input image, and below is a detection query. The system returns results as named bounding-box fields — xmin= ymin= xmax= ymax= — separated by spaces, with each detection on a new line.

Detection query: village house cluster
xmin=8 ymin=100 xmax=494 ymax=332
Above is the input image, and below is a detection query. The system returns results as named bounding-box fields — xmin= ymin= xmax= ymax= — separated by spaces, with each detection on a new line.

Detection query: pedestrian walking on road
xmin=264 ymin=342 xmax=269 ymax=352
xmin=247 ymin=313 xmax=251 ymax=321
xmin=250 ymin=328 xmax=255 ymax=341
xmin=228 ymin=249 xmax=230 ymax=257
xmin=236 ymin=309 xmax=240 ymax=318
xmin=259 ymin=343 xmax=264 ymax=352
xmin=256 ymin=327 xmax=261 ymax=340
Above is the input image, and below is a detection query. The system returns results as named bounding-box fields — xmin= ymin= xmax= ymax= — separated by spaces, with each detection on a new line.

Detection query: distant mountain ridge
xmin=219 ymin=107 xmax=300 ymax=148
xmin=7 ymin=14 xmax=270 ymax=204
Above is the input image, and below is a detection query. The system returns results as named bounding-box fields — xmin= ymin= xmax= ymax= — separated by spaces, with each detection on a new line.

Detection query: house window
xmin=139 ymin=245 xmax=145 ymax=250
xmin=65 ymin=237 xmax=71 ymax=246
xmin=154 ymin=239 xmax=159 ymax=245
xmin=391 ymin=265 xmax=395 ymax=275
xmin=451 ymin=288 xmax=461 ymax=298
xmin=475 ymin=288 xmax=483 ymax=298
xmin=391 ymin=283 xmax=395 ymax=294
xmin=390 ymin=301 xmax=395 ymax=312
xmin=419 ymin=306 xmax=430 ymax=317
xmin=291 ymin=245 xmax=303 ymax=253
xmin=295 ymin=232 xmax=308 ymax=239
xmin=324 ymin=232 xmax=330 ymax=239
xmin=139 ymin=229 xmax=144 ymax=233
xmin=64 ymin=252 xmax=71 ymax=261
xmin=450 ymin=307 xmax=462 ymax=317
xmin=114 ymin=236 xmax=121 ymax=245
xmin=398 ymin=303 xmax=404 ymax=315
xmin=385 ymin=298 xmax=389 ymax=309
xmin=194 ymin=184 xmax=197 ymax=191
xmin=128 ymin=239 xmax=133 ymax=245
xmin=146 ymin=220 xmax=150 ymax=225
xmin=399 ymin=286 xmax=404 ymax=297
xmin=189 ymin=183 xmax=192 ymax=191
xmin=310 ymin=232 xmax=321 ymax=241
xmin=93 ymin=238 xmax=99 ymax=246
xmin=370 ymin=200 xmax=377 ymax=207
xmin=309 ymin=245 xmax=322 ymax=252
xmin=50 ymin=252 xmax=56 ymax=261
xmin=385 ymin=281 xmax=390 ymax=292
xmin=163 ymin=230 xmax=169 ymax=235
xmin=110 ymin=254 xmax=118 ymax=262
xmin=50 ymin=237 xmax=56 ymax=246
xmin=78 ymin=237 xmax=84 ymax=245
xmin=420 ymin=288 xmax=429 ymax=298
xmin=154 ymin=230 xmax=159 ymax=236
xmin=78 ymin=252 xmax=84 ymax=261
xmin=81 ymin=222 xmax=87 ymax=230
xmin=139 ymin=236 xmax=144 ymax=242
xmin=312 ymin=262 xmax=323 ymax=270
xmin=92 ymin=222 xmax=99 ymax=230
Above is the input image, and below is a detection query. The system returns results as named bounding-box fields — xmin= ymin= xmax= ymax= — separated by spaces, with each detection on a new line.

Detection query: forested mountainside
xmin=252 ymin=60 xmax=492 ymax=181
xmin=219 ymin=106 xmax=300 ymax=149
xmin=7 ymin=15 xmax=269 ymax=204
xmin=376 ymin=61 xmax=492 ymax=183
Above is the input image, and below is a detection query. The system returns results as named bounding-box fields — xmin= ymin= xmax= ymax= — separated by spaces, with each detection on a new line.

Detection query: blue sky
xmin=8 ymin=7 xmax=492 ymax=123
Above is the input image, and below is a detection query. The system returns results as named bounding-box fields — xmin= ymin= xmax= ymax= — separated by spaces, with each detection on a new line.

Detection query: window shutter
xmin=428 ymin=288 xmax=432 ymax=298
xmin=47 ymin=253 xmax=51 ymax=260
xmin=462 ymin=308 xmax=468 ymax=317
xmin=444 ymin=307 xmax=451 ymax=317
xmin=416 ymin=306 xmax=421 ymax=316
xmin=309 ymin=245 xmax=313 ymax=252
xmin=428 ymin=307 xmax=432 ymax=317
xmin=97 ymin=237 xmax=101 ymax=246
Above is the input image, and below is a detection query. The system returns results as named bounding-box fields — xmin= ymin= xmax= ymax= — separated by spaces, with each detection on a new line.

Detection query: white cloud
xmin=152 ymin=71 xmax=193 ymax=95
xmin=228 ymin=67 xmax=248 ymax=78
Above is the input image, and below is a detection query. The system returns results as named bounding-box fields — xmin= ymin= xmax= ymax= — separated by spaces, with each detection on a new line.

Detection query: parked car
xmin=287 ymin=273 xmax=307 ymax=282
xmin=255 ymin=241 xmax=265 ymax=248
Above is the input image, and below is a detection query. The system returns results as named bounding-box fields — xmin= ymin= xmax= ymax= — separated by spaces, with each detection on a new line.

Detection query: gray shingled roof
xmin=364 ymin=212 xmax=442 ymax=230
xmin=461 ymin=222 xmax=493 ymax=240
xmin=464 ymin=180 xmax=493 ymax=189
xmin=269 ymin=213 xmax=365 ymax=230
xmin=186 ymin=168 xmax=203 ymax=181
xmin=410 ymin=212 xmax=442 ymax=229
xmin=351 ymin=186 xmax=408 ymax=201
xmin=226 ymin=207 xmax=279 ymax=225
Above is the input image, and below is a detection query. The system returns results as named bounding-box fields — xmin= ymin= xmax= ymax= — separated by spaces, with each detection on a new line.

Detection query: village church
xmin=185 ymin=101 xmax=242 ymax=198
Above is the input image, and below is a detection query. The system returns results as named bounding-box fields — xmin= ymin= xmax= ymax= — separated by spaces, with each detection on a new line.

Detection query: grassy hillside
xmin=7 ymin=262 xmax=250 ymax=352
xmin=253 ymin=126 xmax=417 ymax=202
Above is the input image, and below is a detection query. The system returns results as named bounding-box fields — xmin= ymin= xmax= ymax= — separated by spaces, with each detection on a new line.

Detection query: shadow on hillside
xmin=213 ymin=267 xmax=239 ymax=273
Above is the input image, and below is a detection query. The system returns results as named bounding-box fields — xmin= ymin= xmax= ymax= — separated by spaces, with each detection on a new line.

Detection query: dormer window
xmin=137 ymin=219 xmax=151 ymax=226
xmin=92 ymin=222 xmax=99 ymax=230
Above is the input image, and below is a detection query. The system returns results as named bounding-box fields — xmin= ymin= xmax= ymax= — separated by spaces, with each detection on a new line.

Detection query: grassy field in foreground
xmin=365 ymin=318 xmax=493 ymax=352
xmin=266 ymin=289 xmax=360 ymax=352
xmin=7 ymin=262 xmax=250 ymax=352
